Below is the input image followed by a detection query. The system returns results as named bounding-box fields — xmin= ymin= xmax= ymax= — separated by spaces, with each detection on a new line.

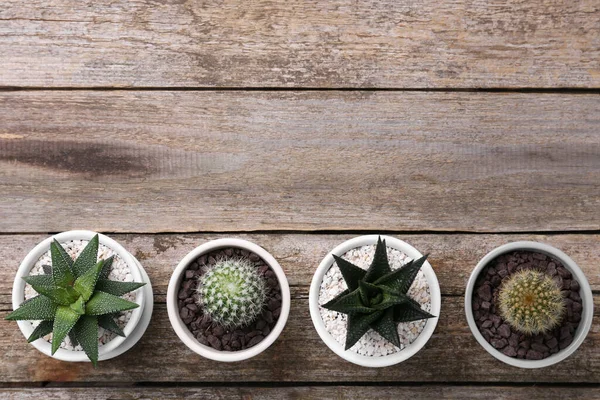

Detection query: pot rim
xmin=11 ymin=230 xmax=146 ymax=362
xmin=308 ymin=235 xmax=441 ymax=368
xmin=166 ymin=238 xmax=291 ymax=362
xmin=464 ymin=240 xmax=594 ymax=368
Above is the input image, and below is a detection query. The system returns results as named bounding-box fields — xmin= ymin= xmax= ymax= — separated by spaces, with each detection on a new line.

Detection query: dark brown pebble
xmin=492 ymin=315 xmax=502 ymax=328
xmin=212 ymin=325 xmax=225 ymax=337
xmin=472 ymin=301 xmax=480 ymax=311
xmin=502 ymin=346 xmax=518 ymax=357
xmin=267 ymin=279 xmax=278 ymax=288
xmin=240 ymin=249 xmax=250 ymax=257
xmin=572 ymin=312 xmax=581 ymax=322
xmin=532 ymin=335 xmax=544 ymax=344
xmin=183 ymin=297 xmax=194 ymax=304
xmin=481 ymin=301 xmax=491 ymax=310
xmin=557 ymin=266 xmax=572 ymax=279
xmin=208 ymin=256 xmax=216 ymax=265
xmin=198 ymin=255 xmax=207 ymax=265
xmin=531 ymin=343 xmax=549 ymax=353
xmin=497 ymin=324 xmax=511 ymax=338
xmin=196 ymin=334 xmax=209 ymax=346
xmin=572 ymin=301 xmax=583 ymax=313
xmin=180 ymin=307 xmax=190 ymax=319
xmin=249 ymin=253 xmax=261 ymax=262
xmin=231 ymin=340 xmax=241 ymax=349
xmin=569 ymin=291 xmax=581 ymax=302
xmin=207 ymin=335 xmax=222 ymax=350
xmin=545 ymin=337 xmax=558 ymax=349
xmin=178 ymin=289 xmax=190 ymax=299
xmin=247 ymin=335 xmax=264 ymax=347
xmin=560 ymin=326 xmax=571 ymax=340
xmin=222 ymin=333 xmax=232 ymax=345
xmin=247 ymin=330 xmax=262 ymax=338
xmin=571 ymin=280 xmax=580 ymax=291
xmin=508 ymin=333 xmax=519 ymax=348
xmin=185 ymin=270 xmax=195 ymax=279
xmin=186 ymin=303 xmax=198 ymax=312
xmin=488 ymin=267 xmax=497 ymax=275
xmin=482 ymin=320 xmax=492 ymax=328
xmin=559 ymin=336 xmax=573 ymax=350
xmin=223 ymin=345 xmax=232 ymax=351
xmin=262 ymin=325 xmax=271 ymax=336
xmin=268 ymin=298 xmax=281 ymax=311
xmin=517 ymin=348 xmax=527 ymax=358
xmin=519 ymin=341 xmax=531 ymax=350
xmin=491 ymin=275 xmax=502 ymax=286
xmin=259 ymin=265 xmax=270 ymax=275
xmin=526 ymin=350 xmax=544 ymax=360
xmin=263 ymin=310 xmax=274 ymax=324
xmin=255 ymin=320 xmax=266 ymax=330
xmin=182 ymin=280 xmax=193 ymax=290
xmin=478 ymin=285 xmax=493 ymax=302
xmin=273 ymin=308 xmax=281 ymax=319
xmin=225 ymin=248 xmax=234 ymax=257
xmin=533 ymin=253 xmax=547 ymax=261
xmin=491 ymin=338 xmax=508 ymax=349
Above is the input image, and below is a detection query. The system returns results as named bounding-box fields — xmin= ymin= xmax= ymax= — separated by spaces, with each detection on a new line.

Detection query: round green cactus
xmin=197 ymin=258 xmax=267 ymax=328
xmin=498 ymin=269 xmax=565 ymax=335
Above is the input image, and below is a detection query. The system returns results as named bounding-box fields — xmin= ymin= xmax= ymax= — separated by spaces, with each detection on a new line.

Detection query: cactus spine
xmin=498 ymin=269 xmax=565 ymax=335
xmin=197 ymin=258 xmax=267 ymax=329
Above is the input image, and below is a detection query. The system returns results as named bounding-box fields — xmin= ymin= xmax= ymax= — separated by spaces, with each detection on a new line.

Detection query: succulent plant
xmin=6 ymin=235 xmax=145 ymax=366
xmin=197 ymin=258 xmax=267 ymax=329
xmin=322 ymin=237 xmax=435 ymax=350
xmin=498 ymin=269 xmax=565 ymax=335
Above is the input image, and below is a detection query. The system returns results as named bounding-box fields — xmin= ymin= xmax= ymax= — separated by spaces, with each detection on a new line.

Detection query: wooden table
xmin=0 ymin=1 xmax=599 ymax=398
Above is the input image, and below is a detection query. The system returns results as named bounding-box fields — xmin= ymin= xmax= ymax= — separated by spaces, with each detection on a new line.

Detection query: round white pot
xmin=465 ymin=241 xmax=594 ymax=368
xmin=309 ymin=235 xmax=441 ymax=368
xmin=167 ymin=238 xmax=291 ymax=362
xmin=11 ymin=230 xmax=154 ymax=362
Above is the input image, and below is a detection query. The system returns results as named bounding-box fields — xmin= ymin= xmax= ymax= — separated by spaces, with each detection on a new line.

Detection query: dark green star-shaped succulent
xmin=322 ymin=237 xmax=435 ymax=350
xmin=6 ymin=235 xmax=145 ymax=366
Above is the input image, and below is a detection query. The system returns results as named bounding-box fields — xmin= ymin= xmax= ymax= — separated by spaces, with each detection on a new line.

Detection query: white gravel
xmin=319 ymin=244 xmax=431 ymax=357
xmin=23 ymin=239 xmax=137 ymax=351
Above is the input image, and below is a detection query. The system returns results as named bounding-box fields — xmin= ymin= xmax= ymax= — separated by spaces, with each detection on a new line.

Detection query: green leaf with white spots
xmin=99 ymin=255 xmax=114 ymax=279
xmin=22 ymin=275 xmax=53 ymax=287
xmin=5 ymin=296 xmax=58 ymax=321
xmin=50 ymin=240 xmax=75 ymax=287
xmin=72 ymin=234 xmax=99 ymax=277
xmin=69 ymin=296 xmax=85 ymax=315
xmin=27 ymin=321 xmax=54 ymax=343
xmin=73 ymin=260 xmax=104 ymax=301
xmin=98 ymin=314 xmax=125 ymax=337
xmin=95 ymin=280 xmax=145 ymax=297
xmin=85 ymin=291 xmax=139 ymax=316
xmin=73 ymin=315 xmax=99 ymax=367
xmin=24 ymin=279 xmax=79 ymax=306
xmin=51 ymin=305 xmax=81 ymax=354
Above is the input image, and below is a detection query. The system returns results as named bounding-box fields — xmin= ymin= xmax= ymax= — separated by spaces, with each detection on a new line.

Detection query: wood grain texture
xmin=0 ymin=233 xmax=598 ymax=383
xmin=1 ymin=91 xmax=599 ymax=233
xmin=0 ymin=386 xmax=598 ymax=400
xmin=0 ymin=0 xmax=599 ymax=88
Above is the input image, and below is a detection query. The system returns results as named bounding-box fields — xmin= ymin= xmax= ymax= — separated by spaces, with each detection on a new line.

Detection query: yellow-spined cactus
xmin=498 ymin=269 xmax=565 ymax=335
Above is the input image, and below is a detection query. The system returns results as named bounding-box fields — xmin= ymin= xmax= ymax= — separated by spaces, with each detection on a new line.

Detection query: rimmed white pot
xmin=11 ymin=230 xmax=154 ymax=362
xmin=465 ymin=241 xmax=594 ymax=368
xmin=167 ymin=238 xmax=291 ymax=362
xmin=309 ymin=235 xmax=441 ymax=368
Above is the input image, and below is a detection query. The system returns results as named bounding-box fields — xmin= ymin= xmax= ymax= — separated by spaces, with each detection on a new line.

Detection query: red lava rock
xmin=502 ymin=346 xmax=518 ymax=357
xmin=478 ymin=284 xmax=492 ymax=302
xmin=481 ymin=301 xmax=491 ymax=310
xmin=491 ymin=338 xmax=508 ymax=349
xmin=482 ymin=320 xmax=493 ymax=328
xmin=531 ymin=342 xmax=549 ymax=353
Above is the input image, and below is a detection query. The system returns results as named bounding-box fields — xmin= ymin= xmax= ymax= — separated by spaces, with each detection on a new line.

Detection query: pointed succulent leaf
xmin=358 ymin=280 xmax=382 ymax=306
xmin=27 ymin=320 xmax=54 ymax=343
xmin=50 ymin=240 xmax=75 ymax=287
xmin=375 ymin=255 xmax=428 ymax=295
xmin=344 ymin=310 xmax=384 ymax=350
xmin=393 ymin=298 xmax=436 ymax=323
xmin=332 ymin=254 xmax=366 ymax=291
xmin=371 ymin=291 xmax=410 ymax=310
xmin=70 ymin=296 xmax=85 ymax=315
xmin=68 ymin=330 xmax=79 ymax=348
xmin=98 ymin=314 xmax=125 ymax=337
xmin=72 ymin=234 xmax=99 ymax=277
xmin=95 ymin=280 xmax=145 ymax=297
xmin=73 ymin=260 xmax=104 ymax=301
xmin=23 ymin=274 xmax=53 ymax=287
xmin=85 ymin=291 xmax=139 ymax=316
xmin=364 ymin=237 xmax=391 ymax=282
xmin=99 ymin=256 xmax=114 ymax=280
xmin=370 ymin=307 xmax=401 ymax=348
xmin=73 ymin=315 xmax=99 ymax=367
xmin=25 ymin=282 xmax=79 ymax=306
xmin=321 ymin=289 xmax=349 ymax=309
xmin=51 ymin=305 xmax=81 ymax=354
xmin=321 ymin=289 xmax=374 ymax=314
xmin=5 ymin=295 xmax=58 ymax=321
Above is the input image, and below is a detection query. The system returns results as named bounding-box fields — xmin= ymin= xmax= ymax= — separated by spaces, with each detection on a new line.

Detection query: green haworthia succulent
xmin=197 ymin=258 xmax=267 ymax=329
xmin=322 ymin=237 xmax=435 ymax=350
xmin=498 ymin=269 xmax=565 ymax=335
xmin=6 ymin=235 xmax=145 ymax=366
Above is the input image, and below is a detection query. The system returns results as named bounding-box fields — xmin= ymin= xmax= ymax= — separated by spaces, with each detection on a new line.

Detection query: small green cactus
xmin=197 ymin=258 xmax=267 ymax=329
xmin=498 ymin=269 xmax=565 ymax=335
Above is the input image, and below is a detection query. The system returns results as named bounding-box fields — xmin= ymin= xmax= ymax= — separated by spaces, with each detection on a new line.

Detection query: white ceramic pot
xmin=309 ymin=235 xmax=441 ymax=368
xmin=11 ymin=230 xmax=154 ymax=362
xmin=465 ymin=241 xmax=594 ymax=368
xmin=167 ymin=238 xmax=291 ymax=362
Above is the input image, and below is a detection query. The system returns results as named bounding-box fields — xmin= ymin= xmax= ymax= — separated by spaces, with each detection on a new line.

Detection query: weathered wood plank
xmin=1 ymin=234 xmax=599 ymax=303
xmin=1 ymin=91 xmax=599 ymax=233
xmin=0 ymin=234 xmax=598 ymax=383
xmin=0 ymin=386 xmax=598 ymax=400
xmin=0 ymin=0 xmax=598 ymax=88
xmin=1 ymin=298 xmax=598 ymax=383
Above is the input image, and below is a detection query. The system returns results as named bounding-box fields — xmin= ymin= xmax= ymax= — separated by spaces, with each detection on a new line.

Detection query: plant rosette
xmin=10 ymin=230 xmax=153 ymax=364
xmin=465 ymin=241 xmax=594 ymax=368
xmin=309 ymin=235 xmax=441 ymax=368
xmin=167 ymin=238 xmax=291 ymax=362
